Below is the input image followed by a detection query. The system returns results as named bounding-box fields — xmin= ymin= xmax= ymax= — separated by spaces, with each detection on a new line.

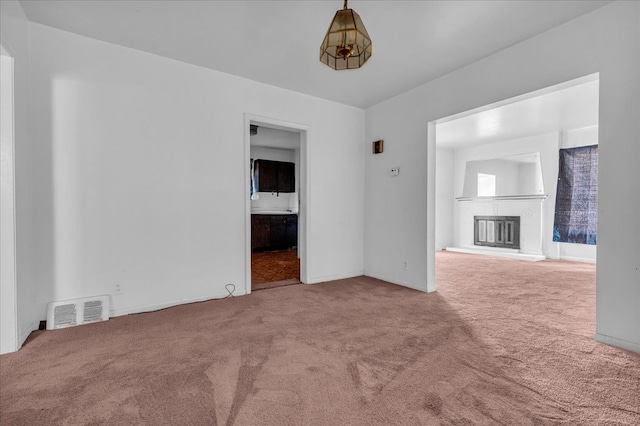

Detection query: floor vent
xmin=46 ymin=295 xmax=110 ymax=330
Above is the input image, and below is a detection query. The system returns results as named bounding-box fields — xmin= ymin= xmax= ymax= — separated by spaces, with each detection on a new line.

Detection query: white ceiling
xmin=19 ymin=0 xmax=611 ymax=109
xmin=436 ymin=77 xmax=599 ymax=150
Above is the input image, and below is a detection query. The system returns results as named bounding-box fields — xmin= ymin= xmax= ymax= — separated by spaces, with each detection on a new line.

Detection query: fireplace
xmin=474 ymin=216 xmax=520 ymax=249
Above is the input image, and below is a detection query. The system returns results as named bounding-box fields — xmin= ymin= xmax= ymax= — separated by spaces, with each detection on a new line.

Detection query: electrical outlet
xmin=113 ymin=283 xmax=124 ymax=295
xmin=402 ymin=261 xmax=409 ymax=271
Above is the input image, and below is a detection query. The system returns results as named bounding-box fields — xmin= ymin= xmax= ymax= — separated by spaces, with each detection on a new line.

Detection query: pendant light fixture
xmin=319 ymin=0 xmax=372 ymax=70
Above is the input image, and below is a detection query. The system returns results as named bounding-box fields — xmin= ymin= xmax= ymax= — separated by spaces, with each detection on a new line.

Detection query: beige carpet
xmin=1 ymin=252 xmax=638 ymax=425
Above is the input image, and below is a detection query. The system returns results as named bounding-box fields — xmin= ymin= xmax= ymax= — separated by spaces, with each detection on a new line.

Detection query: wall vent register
xmin=46 ymin=295 xmax=110 ymax=330
xmin=474 ymin=216 xmax=520 ymax=249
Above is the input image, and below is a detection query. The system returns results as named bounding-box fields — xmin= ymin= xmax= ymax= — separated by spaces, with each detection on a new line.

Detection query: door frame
xmin=243 ymin=114 xmax=310 ymax=294
xmin=1 ymin=43 xmax=19 ymax=354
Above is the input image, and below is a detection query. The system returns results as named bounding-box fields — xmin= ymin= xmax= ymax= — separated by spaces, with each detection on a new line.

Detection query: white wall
xmin=251 ymin=145 xmax=295 ymax=163
xmin=562 ymin=125 xmax=598 ymax=149
xmin=517 ymin=163 xmax=539 ymax=195
xmin=27 ymin=22 xmax=365 ymax=319
xmin=435 ymin=148 xmax=454 ymax=250
xmin=250 ymin=126 xmax=300 ymax=151
xmin=1 ymin=0 xmax=39 ymax=351
xmin=365 ymin=1 xmax=640 ymax=352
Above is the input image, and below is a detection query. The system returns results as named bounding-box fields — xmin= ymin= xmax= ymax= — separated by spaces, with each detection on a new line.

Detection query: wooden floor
xmin=251 ymin=249 xmax=300 ymax=289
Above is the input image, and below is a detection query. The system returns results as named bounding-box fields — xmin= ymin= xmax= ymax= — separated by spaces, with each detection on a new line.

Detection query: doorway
xmin=429 ymin=73 xmax=599 ymax=289
xmin=243 ymin=115 xmax=309 ymax=293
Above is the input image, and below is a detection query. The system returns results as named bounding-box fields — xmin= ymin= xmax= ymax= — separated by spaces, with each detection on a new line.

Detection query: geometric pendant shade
xmin=320 ymin=0 xmax=372 ymax=70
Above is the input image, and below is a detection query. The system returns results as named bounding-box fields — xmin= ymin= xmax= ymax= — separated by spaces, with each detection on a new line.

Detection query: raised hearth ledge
xmin=445 ymin=246 xmax=546 ymax=262
xmin=456 ymin=194 xmax=549 ymax=202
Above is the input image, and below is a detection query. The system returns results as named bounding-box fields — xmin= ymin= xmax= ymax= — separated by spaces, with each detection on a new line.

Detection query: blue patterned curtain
xmin=553 ymin=145 xmax=598 ymax=245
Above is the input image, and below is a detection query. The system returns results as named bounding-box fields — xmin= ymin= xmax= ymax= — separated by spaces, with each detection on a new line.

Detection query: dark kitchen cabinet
xmin=251 ymin=214 xmax=298 ymax=252
xmin=255 ymin=160 xmax=278 ymax=193
xmin=254 ymin=160 xmax=295 ymax=193
xmin=269 ymin=222 xmax=287 ymax=250
xmin=284 ymin=219 xmax=297 ymax=248
xmin=270 ymin=214 xmax=297 ymax=250
xmin=277 ymin=162 xmax=295 ymax=193
xmin=251 ymin=215 xmax=271 ymax=251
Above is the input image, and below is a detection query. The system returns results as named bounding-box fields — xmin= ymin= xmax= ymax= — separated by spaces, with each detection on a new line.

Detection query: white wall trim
xmin=594 ymin=333 xmax=640 ymax=354
xmin=110 ymin=290 xmax=248 ymax=318
xmin=0 ymin=48 xmax=19 ymax=354
xmin=365 ymin=272 xmax=434 ymax=293
xmin=426 ymin=121 xmax=437 ymax=292
xmin=19 ymin=320 xmax=39 ymax=348
xmin=305 ymin=270 xmax=364 ymax=285
xmin=243 ymin=114 xmax=310 ymax=294
xmin=560 ymin=256 xmax=597 ymax=264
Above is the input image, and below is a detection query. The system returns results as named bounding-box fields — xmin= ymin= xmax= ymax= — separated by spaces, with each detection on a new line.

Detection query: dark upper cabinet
xmin=255 ymin=160 xmax=278 ymax=193
xmin=277 ymin=162 xmax=296 ymax=193
xmin=254 ymin=159 xmax=295 ymax=193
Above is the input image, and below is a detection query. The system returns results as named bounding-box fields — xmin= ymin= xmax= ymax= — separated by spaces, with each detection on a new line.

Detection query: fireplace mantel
xmin=456 ymin=194 xmax=548 ymax=202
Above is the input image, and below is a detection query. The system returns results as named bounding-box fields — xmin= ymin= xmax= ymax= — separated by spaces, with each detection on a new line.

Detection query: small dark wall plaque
xmin=372 ymin=140 xmax=384 ymax=154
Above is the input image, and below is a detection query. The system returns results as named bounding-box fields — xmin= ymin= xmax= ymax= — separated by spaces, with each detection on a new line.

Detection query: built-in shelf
xmin=456 ymin=194 xmax=549 ymax=202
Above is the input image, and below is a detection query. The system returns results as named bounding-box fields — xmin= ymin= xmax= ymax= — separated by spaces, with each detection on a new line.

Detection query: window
xmin=477 ymin=173 xmax=496 ymax=197
xmin=553 ymin=145 xmax=598 ymax=244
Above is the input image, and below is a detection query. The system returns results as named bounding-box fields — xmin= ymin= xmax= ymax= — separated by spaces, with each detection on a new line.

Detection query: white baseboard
xmin=446 ymin=246 xmax=546 ymax=262
xmin=594 ymin=333 xmax=640 ymax=353
xmin=110 ymin=289 xmax=248 ymax=318
xmin=19 ymin=320 xmax=40 ymax=348
xmin=364 ymin=272 xmax=431 ymax=293
xmin=305 ymin=270 xmax=364 ymax=285
xmin=560 ymin=256 xmax=596 ymax=264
